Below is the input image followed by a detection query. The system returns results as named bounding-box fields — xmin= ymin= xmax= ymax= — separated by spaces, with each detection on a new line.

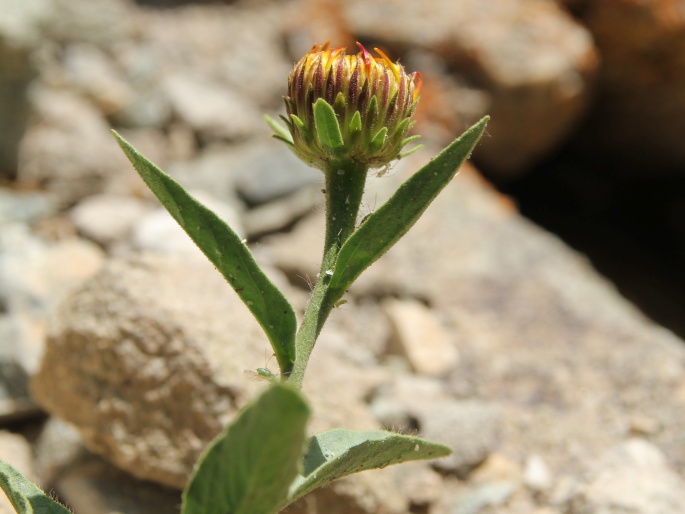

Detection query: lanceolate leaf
xmin=285 ymin=429 xmax=451 ymax=506
xmin=182 ymin=384 xmax=310 ymax=514
xmin=326 ymin=117 xmax=489 ymax=303
xmin=0 ymin=460 xmax=72 ymax=514
xmin=113 ymin=132 xmax=297 ymax=374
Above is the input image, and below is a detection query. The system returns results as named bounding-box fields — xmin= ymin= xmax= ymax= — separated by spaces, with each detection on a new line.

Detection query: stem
xmin=287 ymin=159 xmax=367 ymax=388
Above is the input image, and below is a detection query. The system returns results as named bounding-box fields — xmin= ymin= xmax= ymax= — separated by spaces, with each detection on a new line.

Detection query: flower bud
xmin=274 ymin=42 xmax=422 ymax=171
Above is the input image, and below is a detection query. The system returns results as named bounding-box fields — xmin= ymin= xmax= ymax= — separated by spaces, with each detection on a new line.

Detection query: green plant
xmin=0 ymin=42 xmax=488 ymax=513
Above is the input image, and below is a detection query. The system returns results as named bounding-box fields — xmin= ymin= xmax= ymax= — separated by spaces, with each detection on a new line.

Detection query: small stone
xmin=451 ymin=482 xmax=515 ymax=514
xmin=54 ymin=457 xmax=180 ymax=514
xmin=162 ymin=74 xmax=261 ymax=143
xmin=131 ymin=190 xmax=243 ymax=255
xmin=70 ymin=194 xmax=151 ymax=247
xmin=34 ymin=417 xmax=88 ymax=485
xmin=243 ymin=186 xmax=321 ymax=238
xmin=523 ymin=455 xmax=552 ymax=493
xmin=391 ymin=461 xmax=444 ymax=508
xmin=382 ymin=298 xmax=459 ymax=377
xmin=0 ymin=431 xmax=37 ymax=513
xmin=230 ymin=142 xmax=321 ymax=206
xmin=573 ymin=439 xmax=685 ymax=514
xmin=418 ymin=400 xmax=499 ymax=477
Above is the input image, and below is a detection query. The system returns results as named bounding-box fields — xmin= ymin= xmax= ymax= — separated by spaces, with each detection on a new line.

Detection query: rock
xmin=419 ymin=400 xmax=500 ymax=477
xmin=228 ymin=142 xmax=321 ymax=206
xmin=44 ymin=0 xmax=134 ymax=46
xmin=0 ymin=224 xmax=105 ymax=373
xmin=70 ymin=194 xmax=152 ymax=248
xmin=382 ymin=297 xmax=459 ymax=377
xmin=570 ymin=439 xmax=685 ymax=514
xmin=288 ymin=470 xmax=407 ymax=514
xmin=264 ymin=151 xmax=685 ymax=485
xmin=243 ymin=186 xmax=322 ymax=238
xmin=31 ymin=253 xmax=386 ymax=489
xmin=139 ymin=4 xmax=292 ymax=107
xmin=131 ymin=191 xmax=244 ymax=255
xmin=0 ymin=431 xmax=38 ymax=514
xmin=31 ymin=253 xmax=267 ymax=488
xmin=0 ymin=0 xmax=53 ymax=178
xmin=390 ymin=461 xmax=445 ymax=509
xmin=577 ymin=1 xmax=685 ymax=173
xmin=337 ymin=0 xmax=598 ymax=178
xmin=34 ymin=417 xmax=89 ymax=486
xmin=162 ymin=73 xmax=261 ymax=143
xmin=55 ymin=457 xmax=181 ymax=514
xmin=17 ymin=89 xmax=129 ymax=203
xmin=450 ymin=482 xmax=515 ymax=514
xmin=61 ymin=43 xmax=135 ymax=114
xmin=523 ymin=455 xmax=553 ymax=494
xmin=0 ymin=188 xmax=56 ymax=225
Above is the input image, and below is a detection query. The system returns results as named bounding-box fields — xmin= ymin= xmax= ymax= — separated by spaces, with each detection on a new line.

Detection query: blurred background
xmin=2 ymin=0 xmax=684 ymax=336
xmin=2 ymin=0 xmax=685 ymax=512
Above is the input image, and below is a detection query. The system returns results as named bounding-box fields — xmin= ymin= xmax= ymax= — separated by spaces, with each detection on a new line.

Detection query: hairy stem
xmin=287 ymin=159 xmax=367 ymax=388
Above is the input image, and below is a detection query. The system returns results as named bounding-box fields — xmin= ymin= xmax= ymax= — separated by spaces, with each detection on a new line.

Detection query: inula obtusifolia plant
xmin=0 ymin=42 xmax=488 ymax=513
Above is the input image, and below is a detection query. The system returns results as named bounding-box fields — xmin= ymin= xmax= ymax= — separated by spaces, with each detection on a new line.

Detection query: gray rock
xmin=0 ymin=188 xmax=56 ymax=225
xmin=162 ymin=73 xmax=261 ymax=143
xmin=570 ymin=439 xmax=685 ymax=514
xmin=138 ymin=4 xmax=291 ymax=108
xmin=44 ymin=0 xmax=134 ymax=47
xmin=70 ymin=194 xmax=152 ymax=248
xmin=419 ymin=401 xmax=500 ymax=477
xmin=0 ymin=0 xmax=53 ymax=178
xmin=55 ymin=457 xmax=180 ymax=514
xmin=18 ymin=89 xmax=130 ymax=203
xmin=450 ymin=482 xmax=515 ymax=514
xmin=242 ymin=186 xmax=322 ymax=238
xmin=264 ymin=152 xmax=685 ymax=484
xmin=61 ymin=43 xmax=135 ymax=114
xmin=34 ymin=417 xmax=89 ymax=486
xmin=131 ymin=191 xmax=244 ymax=255
xmin=230 ymin=142 xmax=321 ymax=206
xmin=0 ymin=224 xmax=104 ymax=374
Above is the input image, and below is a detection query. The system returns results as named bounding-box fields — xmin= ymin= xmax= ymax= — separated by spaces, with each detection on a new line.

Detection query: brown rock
xmin=31 ymin=253 xmax=389 ymax=491
xmin=338 ymin=0 xmax=598 ymax=178
xmin=577 ymin=0 xmax=685 ymax=173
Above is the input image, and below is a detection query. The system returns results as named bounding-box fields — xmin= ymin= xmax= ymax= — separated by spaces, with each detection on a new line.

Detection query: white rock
xmin=382 ymin=298 xmax=459 ymax=377
xmin=576 ymin=439 xmax=685 ymax=514
xmin=524 ymin=455 xmax=553 ymax=493
xmin=162 ymin=74 xmax=261 ymax=142
xmin=71 ymin=194 xmax=151 ymax=247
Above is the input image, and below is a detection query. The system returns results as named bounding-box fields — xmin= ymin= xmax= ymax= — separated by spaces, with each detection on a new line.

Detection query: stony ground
xmin=2 ymin=0 xmax=685 ymax=513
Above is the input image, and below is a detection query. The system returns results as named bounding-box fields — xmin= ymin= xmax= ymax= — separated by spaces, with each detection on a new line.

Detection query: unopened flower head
xmin=276 ymin=42 xmax=422 ymax=171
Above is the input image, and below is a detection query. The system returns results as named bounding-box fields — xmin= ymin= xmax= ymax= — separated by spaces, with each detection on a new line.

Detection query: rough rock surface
xmin=264 ymin=152 xmax=685 ymax=504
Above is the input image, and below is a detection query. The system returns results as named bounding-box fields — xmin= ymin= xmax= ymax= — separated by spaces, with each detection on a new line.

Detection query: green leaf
xmin=326 ymin=116 xmax=489 ymax=302
xmin=0 ymin=460 xmax=72 ymax=514
xmin=313 ymin=98 xmax=344 ymax=150
xmin=285 ymin=429 xmax=451 ymax=505
xmin=264 ymin=114 xmax=293 ymax=145
xmin=182 ymin=384 xmax=310 ymax=514
xmin=113 ymin=132 xmax=297 ymax=374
